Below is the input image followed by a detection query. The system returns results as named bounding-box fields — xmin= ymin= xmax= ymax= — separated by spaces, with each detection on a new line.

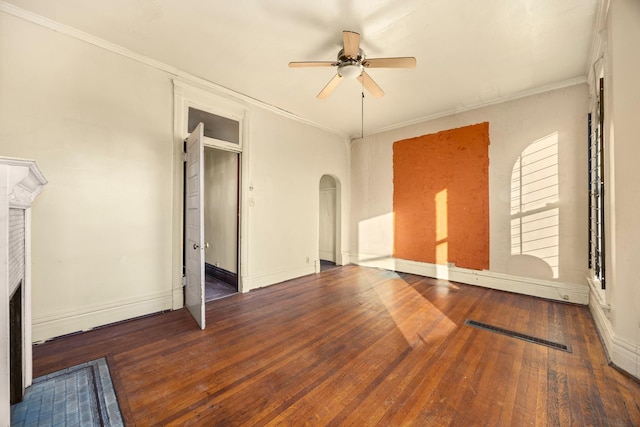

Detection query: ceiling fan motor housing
xmin=337 ymin=47 xmax=364 ymax=63
xmin=337 ymin=48 xmax=365 ymax=79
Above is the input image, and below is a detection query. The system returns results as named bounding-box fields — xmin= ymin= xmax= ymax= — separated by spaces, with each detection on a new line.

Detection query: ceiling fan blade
xmin=357 ymin=71 xmax=385 ymax=98
xmin=317 ymin=74 xmax=343 ymax=99
xmin=343 ymin=31 xmax=360 ymax=58
xmin=363 ymin=57 xmax=417 ymax=68
xmin=289 ymin=61 xmax=338 ymax=68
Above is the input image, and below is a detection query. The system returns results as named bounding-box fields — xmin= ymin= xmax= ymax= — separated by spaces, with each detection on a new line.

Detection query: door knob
xmin=205 ymin=242 xmax=210 ymax=249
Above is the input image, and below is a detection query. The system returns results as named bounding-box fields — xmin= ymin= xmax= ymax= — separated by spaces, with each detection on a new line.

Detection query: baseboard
xmin=609 ymin=336 xmax=640 ymax=380
xmin=32 ymin=291 xmax=173 ymax=343
xmin=351 ymin=254 xmax=589 ymax=305
xmin=589 ymin=284 xmax=640 ymax=380
xmin=205 ymin=263 xmax=238 ymax=287
xmin=339 ymin=252 xmax=350 ymax=266
xmin=172 ymin=286 xmax=184 ymax=310
xmin=242 ymin=264 xmax=316 ymax=292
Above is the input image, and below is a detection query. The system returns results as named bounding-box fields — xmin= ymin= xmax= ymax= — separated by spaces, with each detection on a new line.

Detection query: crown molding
xmin=586 ymin=0 xmax=610 ymax=76
xmin=0 ymin=1 xmax=178 ymax=74
xmin=351 ymin=76 xmax=588 ymax=139
xmin=1 ymin=1 xmax=588 ymax=144
xmin=0 ymin=1 xmax=348 ymax=140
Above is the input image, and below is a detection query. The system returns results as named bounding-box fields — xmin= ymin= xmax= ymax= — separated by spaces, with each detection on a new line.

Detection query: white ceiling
xmin=4 ymin=0 xmax=599 ymax=137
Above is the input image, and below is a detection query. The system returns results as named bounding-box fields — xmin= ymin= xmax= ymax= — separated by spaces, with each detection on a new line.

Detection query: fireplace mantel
xmin=0 ymin=157 xmax=47 ymax=425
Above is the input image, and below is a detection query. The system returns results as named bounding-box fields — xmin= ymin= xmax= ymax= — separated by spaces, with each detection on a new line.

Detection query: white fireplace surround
xmin=0 ymin=157 xmax=47 ymax=425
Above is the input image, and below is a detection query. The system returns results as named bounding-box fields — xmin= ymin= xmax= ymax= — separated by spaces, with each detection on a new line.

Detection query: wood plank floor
xmin=32 ymin=265 xmax=640 ymax=426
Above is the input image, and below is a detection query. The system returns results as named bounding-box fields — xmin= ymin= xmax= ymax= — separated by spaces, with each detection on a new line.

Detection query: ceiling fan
xmin=289 ymin=30 xmax=416 ymax=99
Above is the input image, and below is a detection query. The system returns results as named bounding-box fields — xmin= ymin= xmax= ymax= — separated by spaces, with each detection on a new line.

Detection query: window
xmin=188 ymin=107 xmax=240 ymax=146
xmin=173 ymin=80 xmax=245 ymax=153
xmin=588 ymin=77 xmax=605 ymax=289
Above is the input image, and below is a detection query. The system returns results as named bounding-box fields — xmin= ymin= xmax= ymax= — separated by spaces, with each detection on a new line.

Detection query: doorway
xmin=203 ymin=146 xmax=239 ymax=301
xmin=176 ymin=82 xmax=246 ymax=328
xmin=319 ymin=175 xmax=339 ymax=271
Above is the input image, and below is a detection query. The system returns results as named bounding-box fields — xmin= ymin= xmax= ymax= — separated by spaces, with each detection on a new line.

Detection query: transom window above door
xmin=188 ymin=107 xmax=240 ymax=146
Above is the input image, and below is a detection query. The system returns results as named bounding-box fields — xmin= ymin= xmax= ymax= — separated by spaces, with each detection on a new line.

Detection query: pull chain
xmin=361 ymin=91 xmax=365 ymax=139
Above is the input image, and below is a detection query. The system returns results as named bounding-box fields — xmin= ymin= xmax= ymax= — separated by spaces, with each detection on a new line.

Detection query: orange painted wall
xmin=393 ymin=122 xmax=490 ymax=270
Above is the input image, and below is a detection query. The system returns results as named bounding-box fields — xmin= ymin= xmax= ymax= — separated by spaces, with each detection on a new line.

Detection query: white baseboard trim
xmin=588 ymin=284 xmax=640 ymax=380
xmin=339 ymin=251 xmax=351 ymax=266
xmin=351 ymin=254 xmax=589 ymax=305
xmin=32 ymin=291 xmax=173 ymax=343
xmin=242 ymin=264 xmax=316 ymax=292
xmin=172 ymin=286 xmax=184 ymax=310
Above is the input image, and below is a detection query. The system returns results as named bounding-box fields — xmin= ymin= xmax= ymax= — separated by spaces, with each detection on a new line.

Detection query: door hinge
xmin=183 ymin=139 xmax=188 ymax=162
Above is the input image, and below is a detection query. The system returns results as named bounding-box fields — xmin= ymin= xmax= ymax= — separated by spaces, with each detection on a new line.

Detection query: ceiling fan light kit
xmin=338 ymin=63 xmax=363 ymax=79
xmin=289 ymin=30 xmax=416 ymax=99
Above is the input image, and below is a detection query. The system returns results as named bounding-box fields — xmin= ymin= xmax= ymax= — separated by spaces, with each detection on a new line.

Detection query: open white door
xmin=185 ymin=123 xmax=205 ymax=329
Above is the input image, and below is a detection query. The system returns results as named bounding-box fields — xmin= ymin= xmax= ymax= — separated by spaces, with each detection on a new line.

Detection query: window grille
xmin=588 ymin=78 xmax=605 ymax=289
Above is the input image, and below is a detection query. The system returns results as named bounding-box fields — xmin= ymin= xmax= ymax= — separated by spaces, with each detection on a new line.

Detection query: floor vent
xmin=464 ymin=319 xmax=572 ymax=352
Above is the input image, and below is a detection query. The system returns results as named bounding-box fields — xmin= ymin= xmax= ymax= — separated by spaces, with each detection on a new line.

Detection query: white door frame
xmin=318 ymin=174 xmax=342 ymax=269
xmin=203 ymin=145 xmax=241 ymax=292
xmin=173 ymin=80 xmax=249 ymax=309
xmin=319 ymin=183 xmax=337 ymax=263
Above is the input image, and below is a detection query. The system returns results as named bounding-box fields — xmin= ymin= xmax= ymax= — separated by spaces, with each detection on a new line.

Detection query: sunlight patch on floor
xmin=371 ymin=273 xmax=457 ymax=347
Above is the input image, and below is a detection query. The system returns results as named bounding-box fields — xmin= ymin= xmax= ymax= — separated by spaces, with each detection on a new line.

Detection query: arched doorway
xmin=319 ymin=175 xmax=338 ymax=271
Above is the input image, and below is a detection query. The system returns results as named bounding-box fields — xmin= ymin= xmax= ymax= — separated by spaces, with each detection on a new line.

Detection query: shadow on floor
xmin=206 ymin=262 xmax=339 ymax=302
xmin=320 ymin=260 xmax=339 ymax=272
xmin=205 ymin=275 xmax=237 ymax=302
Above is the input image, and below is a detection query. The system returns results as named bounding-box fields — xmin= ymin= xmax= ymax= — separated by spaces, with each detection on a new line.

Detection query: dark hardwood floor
xmin=32 ymin=265 xmax=640 ymax=426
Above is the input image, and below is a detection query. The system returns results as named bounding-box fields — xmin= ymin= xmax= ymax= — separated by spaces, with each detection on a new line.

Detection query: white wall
xmin=0 ymin=11 xmax=350 ymax=340
xmin=204 ymin=147 xmax=238 ymax=273
xmin=243 ymin=110 xmax=350 ymax=290
xmin=351 ymin=84 xmax=589 ymax=302
xmin=588 ymin=0 xmax=640 ymax=379
xmin=0 ymin=12 xmax=175 ymax=341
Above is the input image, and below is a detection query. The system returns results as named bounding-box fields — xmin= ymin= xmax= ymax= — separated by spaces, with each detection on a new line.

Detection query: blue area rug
xmin=10 ymin=357 xmax=123 ymax=426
